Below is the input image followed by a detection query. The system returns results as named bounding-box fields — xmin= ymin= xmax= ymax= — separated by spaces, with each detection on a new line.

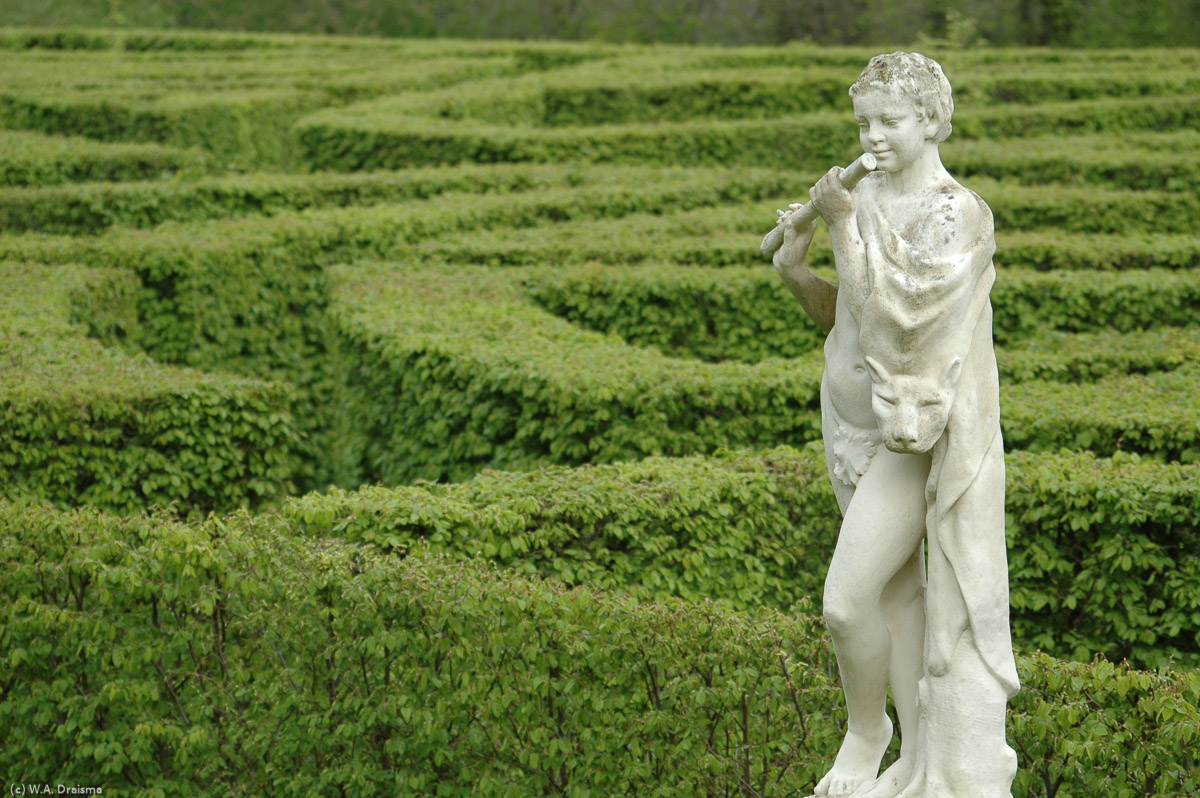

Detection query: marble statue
xmin=762 ymin=52 xmax=1019 ymax=798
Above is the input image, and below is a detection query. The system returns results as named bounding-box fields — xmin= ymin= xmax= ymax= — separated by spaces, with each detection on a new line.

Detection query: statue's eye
xmin=874 ymin=393 xmax=898 ymax=407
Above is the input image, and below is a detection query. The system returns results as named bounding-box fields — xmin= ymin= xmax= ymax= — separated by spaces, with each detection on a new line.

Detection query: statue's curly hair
xmin=849 ymin=52 xmax=954 ymax=143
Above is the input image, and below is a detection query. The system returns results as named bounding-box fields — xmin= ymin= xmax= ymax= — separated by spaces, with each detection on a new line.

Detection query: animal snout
xmin=883 ymin=407 xmax=924 ymax=453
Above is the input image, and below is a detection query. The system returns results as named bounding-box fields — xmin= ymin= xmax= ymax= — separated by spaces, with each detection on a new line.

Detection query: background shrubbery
xmin=4 ymin=498 xmax=1198 ymax=796
xmin=1 ymin=26 xmax=1197 ymax=797
xmin=4 ymin=0 xmax=1199 ymax=47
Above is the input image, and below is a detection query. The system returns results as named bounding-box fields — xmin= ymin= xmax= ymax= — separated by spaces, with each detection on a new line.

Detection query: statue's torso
xmin=822 ymin=175 xmax=984 ymax=434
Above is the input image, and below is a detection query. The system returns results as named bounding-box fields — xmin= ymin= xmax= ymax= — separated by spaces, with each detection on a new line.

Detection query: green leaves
xmin=6 ymin=498 xmax=1197 ymax=796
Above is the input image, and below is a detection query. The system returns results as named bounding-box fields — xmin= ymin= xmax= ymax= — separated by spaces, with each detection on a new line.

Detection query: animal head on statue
xmin=856 ymin=204 xmax=992 ymax=456
xmin=863 ymin=352 xmax=963 ymax=454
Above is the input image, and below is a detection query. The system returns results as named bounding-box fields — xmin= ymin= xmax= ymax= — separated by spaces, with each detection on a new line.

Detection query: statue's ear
xmin=943 ymin=357 xmax=963 ymax=386
xmin=922 ymin=107 xmax=941 ymax=140
xmin=864 ymin=355 xmax=889 ymax=384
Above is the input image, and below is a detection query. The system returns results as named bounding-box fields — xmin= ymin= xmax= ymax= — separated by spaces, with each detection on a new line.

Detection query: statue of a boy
xmin=767 ymin=52 xmax=1019 ymax=798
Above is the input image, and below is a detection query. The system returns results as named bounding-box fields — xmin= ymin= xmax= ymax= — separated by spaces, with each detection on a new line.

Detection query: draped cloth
xmin=858 ymin=192 xmax=1020 ymax=700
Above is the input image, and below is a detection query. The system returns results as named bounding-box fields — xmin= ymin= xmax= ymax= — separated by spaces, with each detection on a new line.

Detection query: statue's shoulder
xmin=932 ymin=179 xmax=993 ymax=256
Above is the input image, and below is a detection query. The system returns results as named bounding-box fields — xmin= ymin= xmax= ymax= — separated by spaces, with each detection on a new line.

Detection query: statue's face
xmin=864 ymin=354 xmax=962 ymax=454
xmin=852 ymin=89 xmax=936 ymax=173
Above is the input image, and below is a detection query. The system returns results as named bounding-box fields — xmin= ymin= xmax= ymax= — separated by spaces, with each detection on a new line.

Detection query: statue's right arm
xmin=772 ymin=218 xmax=838 ymax=335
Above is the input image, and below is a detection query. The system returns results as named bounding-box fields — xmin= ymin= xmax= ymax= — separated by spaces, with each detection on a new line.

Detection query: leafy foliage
xmin=0 ymin=263 xmax=299 ymax=514
xmin=0 ymin=30 xmax=1197 ymax=794
xmin=4 ymin=499 xmax=1199 ymax=796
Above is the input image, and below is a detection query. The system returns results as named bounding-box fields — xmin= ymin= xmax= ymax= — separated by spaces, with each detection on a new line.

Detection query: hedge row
xmin=0 ymin=130 xmax=209 ymax=187
xmin=999 ymin=327 xmax=1200 ymax=384
xmin=524 ymin=263 xmax=1200 ymax=361
xmin=289 ymin=444 xmax=838 ymax=611
xmin=330 ymin=261 xmax=825 ymax=485
xmin=945 ymin=131 xmax=1200 ymax=192
xmin=0 ymin=176 xmax=797 ymax=491
xmin=0 ymin=26 xmax=315 ymax=50
xmin=3 ymin=497 xmax=1198 ymax=796
xmin=0 ymin=163 xmax=780 ymax=236
xmin=698 ymin=44 xmax=1200 ymax=71
xmin=329 ymin=260 xmax=1199 ymax=488
xmin=530 ymin=262 xmax=1200 ymax=380
xmin=0 ymin=171 xmax=795 ymax=368
xmin=0 ymin=26 xmax=623 ymax=61
xmin=0 ymin=49 xmax=534 ymax=109
xmin=288 ymin=443 xmax=1200 ymax=670
xmin=1003 ymin=365 xmax=1200 ymax=464
xmin=5 ymin=190 xmax=1191 ymax=491
xmin=303 ymin=58 xmax=1200 ymax=130
xmin=6 ymin=164 xmax=1196 ymax=237
xmin=296 ymin=93 xmax=1200 ymax=170
xmin=652 ymin=178 xmax=1200 ymax=239
xmin=403 ymin=205 xmax=1200 ymax=272
xmin=0 ymin=263 xmax=299 ymax=515
xmin=0 ymin=41 xmax=630 ymax=165
xmin=0 ymin=87 xmax=326 ymax=168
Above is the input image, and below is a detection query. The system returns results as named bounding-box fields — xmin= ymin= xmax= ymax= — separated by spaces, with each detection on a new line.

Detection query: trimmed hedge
xmin=945 ymin=131 xmax=1200 ymax=192
xmin=332 ymin=259 xmax=1199 ymax=479
xmin=3 ymin=497 xmax=1198 ymax=796
xmin=0 ymin=163 xmax=774 ymax=236
xmin=0 ymin=87 xmax=325 ymax=168
xmin=1003 ymin=365 xmax=1200 ymax=464
xmin=998 ymin=327 xmax=1200 ymax=384
xmin=0 ymin=262 xmax=300 ymax=515
xmin=1006 ymin=450 xmax=1200 ymax=669
xmin=998 ymin=230 xmax=1200 ymax=271
xmin=297 ymin=58 xmax=1200 ymax=130
xmin=0 ymin=171 xmax=799 ymax=490
xmin=296 ymin=93 xmax=1200 ymax=170
xmin=287 ymin=444 xmax=1200 ymax=670
xmin=0 ymin=169 xmax=800 ymax=368
xmin=9 ymin=163 xmax=1195 ymax=238
xmin=0 ymin=130 xmax=209 ymax=187
xmin=403 ymin=209 xmax=1200 ymax=272
xmin=524 ymin=263 xmax=1200 ymax=362
xmin=330 ymin=261 xmax=824 ymax=485
xmin=5 ymin=188 xmax=1192 ymax=491
xmin=287 ymin=444 xmax=841 ymax=611
xmin=0 ymin=498 xmax=840 ymax=796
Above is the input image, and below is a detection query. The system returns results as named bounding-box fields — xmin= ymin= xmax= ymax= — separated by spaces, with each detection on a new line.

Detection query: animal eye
xmin=874 ymin=393 xmax=898 ymax=407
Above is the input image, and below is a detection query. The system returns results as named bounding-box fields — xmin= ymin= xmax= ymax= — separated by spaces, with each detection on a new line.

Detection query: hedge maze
xmin=2 ymin=30 xmax=1198 ymax=796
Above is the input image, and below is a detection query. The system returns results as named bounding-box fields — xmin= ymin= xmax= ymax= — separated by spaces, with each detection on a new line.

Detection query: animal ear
xmin=864 ymin=355 xmax=889 ymax=384
xmin=943 ymin=357 xmax=963 ymax=385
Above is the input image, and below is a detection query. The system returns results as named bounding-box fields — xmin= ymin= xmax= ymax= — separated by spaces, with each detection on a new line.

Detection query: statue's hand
xmin=772 ymin=205 xmax=817 ymax=279
xmin=810 ymin=166 xmax=854 ymax=228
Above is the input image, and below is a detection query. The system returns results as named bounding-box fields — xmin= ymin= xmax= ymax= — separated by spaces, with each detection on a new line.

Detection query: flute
xmin=759 ymin=153 xmax=878 ymax=255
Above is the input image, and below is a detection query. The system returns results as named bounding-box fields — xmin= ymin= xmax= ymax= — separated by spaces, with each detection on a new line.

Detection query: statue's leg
xmin=812 ymin=448 xmax=930 ymax=798
xmin=850 ymin=546 xmax=925 ymax=798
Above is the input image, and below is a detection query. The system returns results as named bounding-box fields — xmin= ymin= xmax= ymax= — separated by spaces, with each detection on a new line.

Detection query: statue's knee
xmin=822 ymin=585 xmax=858 ymax=635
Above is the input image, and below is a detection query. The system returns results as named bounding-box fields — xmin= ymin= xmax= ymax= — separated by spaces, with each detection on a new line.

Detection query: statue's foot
xmin=812 ymin=715 xmax=893 ymax=798
xmin=893 ymin=761 xmax=926 ymax=798
xmin=850 ymin=753 xmax=916 ymax=798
